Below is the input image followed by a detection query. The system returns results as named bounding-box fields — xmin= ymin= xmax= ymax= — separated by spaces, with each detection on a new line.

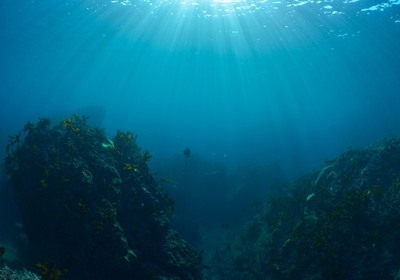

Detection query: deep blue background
xmin=1 ymin=0 xmax=399 ymax=178
xmin=1 ymin=0 xmax=400 ymax=254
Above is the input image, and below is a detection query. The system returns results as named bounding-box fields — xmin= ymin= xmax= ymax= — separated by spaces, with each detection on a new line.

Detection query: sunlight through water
xmin=102 ymin=0 xmax=400 ymax=55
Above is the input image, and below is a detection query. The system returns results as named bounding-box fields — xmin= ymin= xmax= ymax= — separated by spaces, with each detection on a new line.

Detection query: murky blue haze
xmin=1 ymin=1 xmax=400 ymax=276
xmin=0 ymin=0 xmax=399 ymax=177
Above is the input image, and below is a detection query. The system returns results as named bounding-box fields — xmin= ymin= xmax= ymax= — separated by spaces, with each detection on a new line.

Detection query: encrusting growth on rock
xmin=4 ymin=115 xmax=204 ymax=280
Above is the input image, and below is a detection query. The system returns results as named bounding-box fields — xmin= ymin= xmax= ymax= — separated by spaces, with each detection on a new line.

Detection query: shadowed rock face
xmin=206 ymin=136 xmax=400 ymax=280
xmin=4 ymin=115 xmax=203 ymax=280
xmin=0 ymin=166 xmax=21 ymax=245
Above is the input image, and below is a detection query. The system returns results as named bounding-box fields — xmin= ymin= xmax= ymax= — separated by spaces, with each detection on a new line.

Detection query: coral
xmin=207 ymin=135 xmax=400 ymax=280
xmin=4 ymin=115 xmax=204 ymax=280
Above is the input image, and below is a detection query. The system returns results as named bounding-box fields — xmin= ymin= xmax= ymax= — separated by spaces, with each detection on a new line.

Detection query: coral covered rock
xmin=4 ymin=115 xmax=203 ymax=280
xmin=207 ymin=136 xmax=400 ymax=280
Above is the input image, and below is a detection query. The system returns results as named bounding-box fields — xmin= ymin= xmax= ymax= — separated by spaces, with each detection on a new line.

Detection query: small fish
xmin=183 ymin=148 xmax=191 ymax=158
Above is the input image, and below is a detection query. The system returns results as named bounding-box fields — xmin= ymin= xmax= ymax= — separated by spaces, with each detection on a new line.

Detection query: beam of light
xmin=98 ymin=0 xmax=400 ymax=58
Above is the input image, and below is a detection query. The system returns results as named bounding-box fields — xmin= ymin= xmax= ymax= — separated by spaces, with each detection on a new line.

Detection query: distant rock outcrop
xmin=4 ymin=115 xmax=203 ymax=280
xmin=207 ymin=136 xmax=400 ymax=280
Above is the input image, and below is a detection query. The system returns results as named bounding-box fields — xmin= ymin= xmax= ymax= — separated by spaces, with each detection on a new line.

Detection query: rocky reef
xmin=207 ymin=136 xmax=400 ymax=280
xmin=4 ymin=115 xmax=203 ymax=280
xmin=0 ymin=265 xmax=41 ymax=280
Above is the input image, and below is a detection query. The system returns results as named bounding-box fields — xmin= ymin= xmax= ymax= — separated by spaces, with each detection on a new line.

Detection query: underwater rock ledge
xmin=4 ymin=115 xmax=204 ymax=280
xmin=207 ymin=135 xmax=400 ymax=280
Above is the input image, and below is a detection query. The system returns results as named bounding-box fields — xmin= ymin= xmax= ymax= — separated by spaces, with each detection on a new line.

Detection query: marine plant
xmin=34 ymin=262 xmax=68 ymax=280
xmin=3 ymin=115 xmax=204 ymax=280
xmin=207 ymin=135 xmax=400 ymax=280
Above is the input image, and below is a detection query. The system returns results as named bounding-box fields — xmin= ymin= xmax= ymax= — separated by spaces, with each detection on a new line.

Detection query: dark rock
xmin=4 ymin=115 xmax=203 ymax=280
xmin=207 ymin=135 xmax=400 ymax=280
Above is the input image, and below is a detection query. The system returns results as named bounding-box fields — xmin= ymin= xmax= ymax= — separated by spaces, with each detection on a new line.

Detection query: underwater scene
xmin=1 ymin=0 xmax=400 ymax=279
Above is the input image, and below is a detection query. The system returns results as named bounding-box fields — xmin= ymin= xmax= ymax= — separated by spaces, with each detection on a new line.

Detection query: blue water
xmin=0 ymin=0 xmax=399 ymax=178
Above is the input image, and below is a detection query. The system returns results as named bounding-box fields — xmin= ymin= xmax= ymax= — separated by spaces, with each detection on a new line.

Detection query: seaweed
xmin=4 ymin=115 xmax=204 ymax=280
xmin=207 ymin=135 xmax=400 ymax=280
